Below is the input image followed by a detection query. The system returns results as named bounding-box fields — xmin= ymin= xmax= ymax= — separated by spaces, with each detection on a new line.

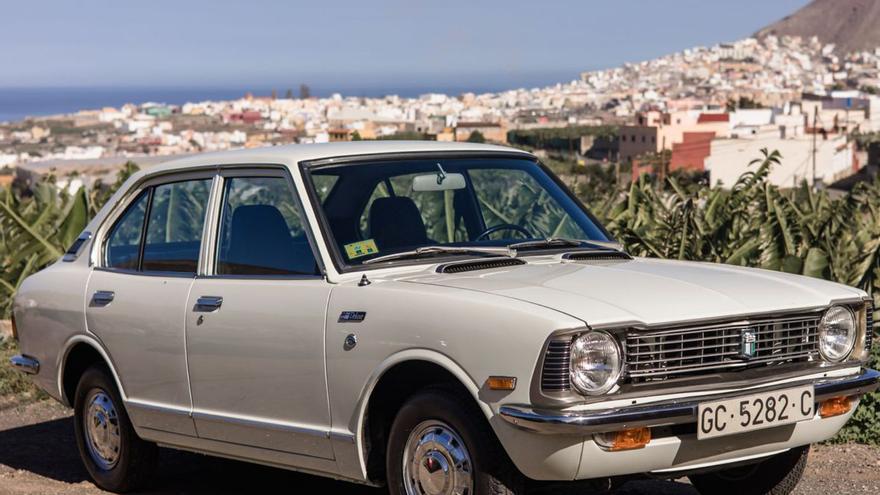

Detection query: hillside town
xmin=3 ymin=34 xmax=880 ymax=190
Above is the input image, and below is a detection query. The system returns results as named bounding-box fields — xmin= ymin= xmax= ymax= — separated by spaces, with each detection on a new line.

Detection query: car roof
xmin=134 ymin=141 xmax=533 ymax=178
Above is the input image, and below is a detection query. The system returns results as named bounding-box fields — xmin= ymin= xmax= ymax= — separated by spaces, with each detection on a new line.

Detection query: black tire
xmin=73 ymin=365 xmax=158 ymax=493
xmin=689 ymin=445 xmax=809 ymax=495
xmin=386 ymin=388 xmax=525 ymax=495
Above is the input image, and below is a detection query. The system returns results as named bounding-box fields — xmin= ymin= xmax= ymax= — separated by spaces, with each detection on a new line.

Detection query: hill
xmin=756 ymin=0 xmax=880 ymax=53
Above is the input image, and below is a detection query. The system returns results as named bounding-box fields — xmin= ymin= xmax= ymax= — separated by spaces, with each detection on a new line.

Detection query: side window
xmin=142 ymin=179 xmax=211 ymax=273
xmin=216 ymin=176 xmax=318 ymax=276
xmin=105 ymin=190 xmax=149 ymax=270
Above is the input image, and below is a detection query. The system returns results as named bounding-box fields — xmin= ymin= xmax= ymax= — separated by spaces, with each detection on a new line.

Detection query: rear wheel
xmin=386 ymin=389 xmax=525 ymax=495
xmin=73 ymin=366 xmax=158 ymax=493
xmin=688 ymin=445 xmax=809 ymax=495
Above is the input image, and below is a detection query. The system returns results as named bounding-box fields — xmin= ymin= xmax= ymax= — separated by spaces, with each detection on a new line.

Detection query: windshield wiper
xmin=362 ymin=245 xmax=513 ymax=265
xmin=507 ymin=238 xmax=627 ymax=253
xmin=506 ymin=237 xmax=586 ymax=250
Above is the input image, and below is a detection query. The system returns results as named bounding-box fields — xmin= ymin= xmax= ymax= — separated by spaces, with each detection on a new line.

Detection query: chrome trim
xmin=91 ymin=290 xmax=115 ymax=306
xmin=194 ymin=295 xmax=223 ymax=312
xmin=503 ymin=368 xmax=880 ymax=434
xmin=192 ymin=410 xmax=331 ymax=438
xmin=10 ymin=354 xmax=40 ymax=375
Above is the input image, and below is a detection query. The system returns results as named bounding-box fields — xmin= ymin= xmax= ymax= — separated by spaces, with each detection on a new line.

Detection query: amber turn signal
xmin=819 ymin=396 xmax=852 ymax=418
xmin=596 ymin=427 xmax=651 ymax=451
xmin=486 ymin=376 xmax=517 ymax=391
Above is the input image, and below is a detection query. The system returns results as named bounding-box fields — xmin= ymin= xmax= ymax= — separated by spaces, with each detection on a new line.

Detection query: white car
xmin=9 ymin=141 xmax=879 ymax=495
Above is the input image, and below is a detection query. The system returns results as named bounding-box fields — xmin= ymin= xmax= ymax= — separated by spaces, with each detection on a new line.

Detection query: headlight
xmin=570 ymin=331 xmax=622 ymax=395
xmin=818 ymin=306 xmax=856 ymax=362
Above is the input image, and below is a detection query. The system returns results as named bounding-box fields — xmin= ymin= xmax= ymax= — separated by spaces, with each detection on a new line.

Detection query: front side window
xmin=305 ymin=157 xmax=611 ymax=267
xmin=216 ymin=176 xmax=318 ymax=276
xmin=105 ymin=190 xmax=149 ymax=270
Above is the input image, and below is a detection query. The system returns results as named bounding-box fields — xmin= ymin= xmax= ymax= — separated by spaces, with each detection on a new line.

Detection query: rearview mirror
xmin=412 ymin=172 xmax=466 ymax=192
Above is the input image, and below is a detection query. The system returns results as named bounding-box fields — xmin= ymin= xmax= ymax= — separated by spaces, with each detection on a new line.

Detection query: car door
xmin=86 ymin=172 xmax=214 ymax=436
xmin=184 ymin=167 xmax=334 ymax=459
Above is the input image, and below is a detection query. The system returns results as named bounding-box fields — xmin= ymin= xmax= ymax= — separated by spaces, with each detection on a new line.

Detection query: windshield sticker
xmin=345 ymin=239 xmax=379 ymax=259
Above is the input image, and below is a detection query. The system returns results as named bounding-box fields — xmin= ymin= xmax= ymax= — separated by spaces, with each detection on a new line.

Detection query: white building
xmin=706 ymin=128 xmax=854 ymax=188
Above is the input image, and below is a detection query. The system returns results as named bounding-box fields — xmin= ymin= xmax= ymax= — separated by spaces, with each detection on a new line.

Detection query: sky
xmin=1 ymin=0 xmax=812 ymax=92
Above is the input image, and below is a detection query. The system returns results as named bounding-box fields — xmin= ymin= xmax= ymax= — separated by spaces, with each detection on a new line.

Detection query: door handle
xmin=91 ymin=290 xmax=115 ymax=306
xmin=195 ymin=296 xmax=223 ymax=312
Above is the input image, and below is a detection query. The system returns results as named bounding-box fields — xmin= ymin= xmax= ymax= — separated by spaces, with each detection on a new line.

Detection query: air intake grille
xmin=436 ymin=258 xmax=525 ymax=274
xmin=541 ymin=338 xmax=572 ymax=391
xmin=867 ymin=300 xmax=875 ymax=351
xmin=562 ymin=251 xmax=632 ymax=262
xmin=626 ymin=314 xmax=821 ymax=383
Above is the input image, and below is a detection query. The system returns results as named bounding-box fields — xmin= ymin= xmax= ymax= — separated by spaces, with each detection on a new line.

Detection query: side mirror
xmin=412 ymin=172 xmax=466 ymax=192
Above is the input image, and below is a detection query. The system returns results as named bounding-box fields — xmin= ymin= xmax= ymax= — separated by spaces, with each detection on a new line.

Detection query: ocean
xmin=0 ymin=75 xmax=576 ymax=123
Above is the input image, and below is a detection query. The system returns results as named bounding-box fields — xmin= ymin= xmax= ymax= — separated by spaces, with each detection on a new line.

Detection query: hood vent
xmin=436 ymin=257 xmax=526 ymax=274
xmin=563 ymin=250 xmax=632 ymax=262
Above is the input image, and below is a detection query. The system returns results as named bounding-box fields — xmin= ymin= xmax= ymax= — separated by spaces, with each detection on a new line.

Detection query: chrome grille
xmin=867 ymin=301 xmax=875 ymax=351
xmin=626 ymin=314 xmax=820 ymax=383
xmin=541 ymin=339 xmax=572 ymax=391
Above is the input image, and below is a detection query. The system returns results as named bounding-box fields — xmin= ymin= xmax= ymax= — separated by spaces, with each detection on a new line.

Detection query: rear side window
xmin=142 ymin=179 xmax=212 ymax=273
xmin=105 ymin=191 xmax=149 ymax=270
xmin=216 ymin=176 xmax=318 ymax=276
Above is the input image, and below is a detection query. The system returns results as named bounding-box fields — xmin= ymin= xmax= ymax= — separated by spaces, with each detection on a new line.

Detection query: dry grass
xmin=0 ymin=336 xmax=46 ymax=407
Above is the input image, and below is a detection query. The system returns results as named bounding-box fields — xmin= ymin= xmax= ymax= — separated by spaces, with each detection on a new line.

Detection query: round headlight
xmin=570 ymin=331 xmax=622 ymax=395
xmin=818 ymin=306 xmax=856 ymax=362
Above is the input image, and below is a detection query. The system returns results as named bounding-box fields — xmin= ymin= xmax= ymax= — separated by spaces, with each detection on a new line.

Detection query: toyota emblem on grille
xmin=739 ymin=329 xmax=757 ymax=359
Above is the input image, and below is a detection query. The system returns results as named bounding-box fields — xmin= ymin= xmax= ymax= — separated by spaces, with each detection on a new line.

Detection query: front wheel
xmin=386 ymin=389 xmax=525 ymax=495
xmin=73 ymin=365 xmax=158 ymax=493
xmin=688 ymin=445 xmax=809 ymax=495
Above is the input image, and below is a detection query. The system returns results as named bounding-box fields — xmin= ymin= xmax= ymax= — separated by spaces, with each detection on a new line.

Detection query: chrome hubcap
xmin=403 ymin=420 xmax=473 ymax=495
xmin=83 ymin=389 xmax=121 ymax=470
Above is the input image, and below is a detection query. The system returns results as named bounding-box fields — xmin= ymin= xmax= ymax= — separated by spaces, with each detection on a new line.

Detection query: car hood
xmin=400 ymin=257 xmax=865 ymax=327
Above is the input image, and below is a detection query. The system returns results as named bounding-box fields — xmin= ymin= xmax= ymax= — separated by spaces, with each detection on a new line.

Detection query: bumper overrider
xmin=500 ymin=368 xmax=880 ymax=435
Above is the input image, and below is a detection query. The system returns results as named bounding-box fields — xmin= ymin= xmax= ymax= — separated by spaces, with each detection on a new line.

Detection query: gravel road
xmin=0 ymin=400 xmax=877 ymax=495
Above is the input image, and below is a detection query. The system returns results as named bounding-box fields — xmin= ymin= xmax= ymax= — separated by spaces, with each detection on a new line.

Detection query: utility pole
xmin=659 ymin=135 xmax=667 ymax=183
xmin=811 ymin=105 xmax=818 ymax=188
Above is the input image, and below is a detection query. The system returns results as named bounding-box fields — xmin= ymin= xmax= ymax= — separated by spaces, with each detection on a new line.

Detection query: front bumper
xmin=500 ymin=368 xmax=879 ymax=435
xmin=9 ymin=354 xmax=40 ymax=375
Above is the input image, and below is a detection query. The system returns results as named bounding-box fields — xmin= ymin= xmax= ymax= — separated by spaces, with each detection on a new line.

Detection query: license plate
xmin=697 ymin=385 xmax=815 ymax=439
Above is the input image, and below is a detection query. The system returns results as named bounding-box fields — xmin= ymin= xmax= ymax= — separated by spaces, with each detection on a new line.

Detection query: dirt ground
xmin=0 ymin=400 xmax=878 ymax=495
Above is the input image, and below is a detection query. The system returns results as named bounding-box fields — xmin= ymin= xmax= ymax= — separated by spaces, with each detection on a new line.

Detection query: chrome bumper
xmin=9 ymin=354 xmax=40 ymax=375
xmin=500 ymin=368 xmax=880 ymax=434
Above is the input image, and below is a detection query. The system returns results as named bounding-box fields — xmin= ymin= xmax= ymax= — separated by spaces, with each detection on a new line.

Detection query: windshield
xmin=304 ymin=156 xmax=611 ymax=267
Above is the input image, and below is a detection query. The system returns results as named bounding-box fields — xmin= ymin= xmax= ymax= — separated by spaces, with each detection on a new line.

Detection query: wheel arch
xmin=353 ymin=349 xmax=493 ymax=483
xmin=58 ymin=334 xmax=127 ymax=407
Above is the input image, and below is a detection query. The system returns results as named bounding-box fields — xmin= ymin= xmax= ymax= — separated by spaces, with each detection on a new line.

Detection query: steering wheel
xmin=475 ymin=223 xmax=532 ymax=241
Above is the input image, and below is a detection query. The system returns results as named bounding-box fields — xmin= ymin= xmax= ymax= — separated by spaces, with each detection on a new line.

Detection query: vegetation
xmin=507 ymin=125 xmax=617 ymax=153
xmin=0 ymin=151 xmax=878 ymax=442
xmin=0 ymin=162 xmax=138 ymax=317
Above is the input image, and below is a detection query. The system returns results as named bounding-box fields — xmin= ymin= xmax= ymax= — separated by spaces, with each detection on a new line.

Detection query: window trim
xmin=200 ymin=165 xmax=325 ymax=281
xmin=101 ymin=188 xmax=150 ymax=273
xmin=95 ymin=170 xmax=218 ymax=278
xmin=299 ymin=151 xmax=615 ymax=274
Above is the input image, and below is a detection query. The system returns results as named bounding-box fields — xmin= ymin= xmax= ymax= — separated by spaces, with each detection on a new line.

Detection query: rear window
xmin=103 ymin=178 xmax=211 ymax=274
xmin=141 ymin=179 xmax=211 ymax=273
